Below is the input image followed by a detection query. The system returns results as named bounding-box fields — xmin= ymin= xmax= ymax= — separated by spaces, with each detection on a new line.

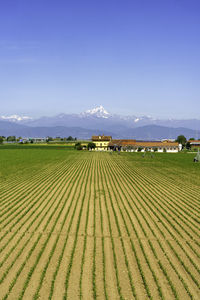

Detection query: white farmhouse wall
xmin=178 ymin=144 xmax=182 ymax=151
xmin=166 ymin=149 xmax=178 ymax=153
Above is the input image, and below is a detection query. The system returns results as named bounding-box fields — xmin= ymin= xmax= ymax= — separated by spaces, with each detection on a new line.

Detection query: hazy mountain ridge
xmin=1 ymin=106 xmax=199 ymax=130
xmin=0 ymin=120 xmax=199 ymax=140
xmin=0 ymin=106 xmax=200 ymax=139
xmin=0 ymin=121 xmax=113 ymax=139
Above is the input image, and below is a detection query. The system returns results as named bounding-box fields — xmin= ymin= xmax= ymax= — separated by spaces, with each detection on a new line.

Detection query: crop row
xmin=107 ymin=155 xmax=200 ymax=298
xmin=0 ymin=152 xmax=199 ymax=299
xmin=1 ymin=156 xmax=89 ymax=299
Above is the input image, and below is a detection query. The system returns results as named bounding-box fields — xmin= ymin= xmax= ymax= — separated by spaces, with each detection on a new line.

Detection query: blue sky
xmin=0 ymin=0 xmax=200 ymax=119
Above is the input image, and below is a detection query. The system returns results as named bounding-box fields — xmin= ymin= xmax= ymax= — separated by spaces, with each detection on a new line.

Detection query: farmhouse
xmin=91 ymin=135 xmax=180 ymax=152
xmin=92 ymin=135 xmax=112 ymax=151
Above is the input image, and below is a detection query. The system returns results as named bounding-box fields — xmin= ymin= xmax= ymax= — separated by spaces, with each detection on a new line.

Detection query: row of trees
xmin=0 ymin=136 xmax=18 ymax=144
xmin=46 ymin=136 xmax=77 ymax=142
xmin=0 ymin=136 xmax=77 ymax=144
xmin=0 ymin=136 xmax=17 ymax=142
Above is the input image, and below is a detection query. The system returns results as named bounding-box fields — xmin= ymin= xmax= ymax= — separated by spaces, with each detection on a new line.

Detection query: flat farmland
xmin=0 ymin=147 xmax=200 ymax=300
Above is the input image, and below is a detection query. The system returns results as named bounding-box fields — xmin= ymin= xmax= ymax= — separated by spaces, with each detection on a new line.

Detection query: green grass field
xmin=0 ymin=146 xmax=199 ymax=299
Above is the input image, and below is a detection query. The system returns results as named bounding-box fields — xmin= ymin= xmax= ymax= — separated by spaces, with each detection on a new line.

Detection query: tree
xmin=87 ymin=142 xmax=96 ymax=150
xmin=0 ymin=136 xmax=3 ymax=144
xmin=176 ymin=135 xmax=187 ymax=146
xmin=189 ymin=138 xmax=195 ymax=141
xmin=67 ymin=136 xmax=74 ymax=141
xmin=186 ymin=141 xmax=191 ymax=150
xmin=46 ymin=136 xmax=53 ymax=143
xmin=7 ymin=136 xmax=16 ymax=142
xmin=75 ymin=142 xmax=82 ymax=150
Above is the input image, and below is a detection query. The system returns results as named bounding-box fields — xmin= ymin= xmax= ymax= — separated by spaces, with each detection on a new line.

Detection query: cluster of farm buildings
xmin=92 ymin=135 xmax=183 ymax=152
xmin=4 ymin=134 xmax=200 ymax=153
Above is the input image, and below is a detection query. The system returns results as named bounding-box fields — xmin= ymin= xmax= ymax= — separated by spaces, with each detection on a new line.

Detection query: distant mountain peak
xmin=0 ymin=114 xmax=32 ymax=122
xmin=82 ymin=105 xmax=110 ymax=118
xmin=134 ymin=118 xmax=140 ymax=123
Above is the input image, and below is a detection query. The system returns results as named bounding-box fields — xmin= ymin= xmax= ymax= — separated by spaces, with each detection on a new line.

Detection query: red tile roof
xmin=135 ymin=141 xmax=178 ymax=147
xmin=109 ymin=139 xmax=136 ymax=146
xmin=189 ymin=140 xmax=200 ymax=144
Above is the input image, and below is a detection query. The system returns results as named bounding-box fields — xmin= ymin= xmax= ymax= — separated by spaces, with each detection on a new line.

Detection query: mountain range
xmin=0 ymin=106 xmax=200 ymax=140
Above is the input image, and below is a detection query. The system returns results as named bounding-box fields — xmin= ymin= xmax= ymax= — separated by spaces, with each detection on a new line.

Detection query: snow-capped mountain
xmin=1 ymin=106 xmax=200 ymax=139
xmin=0 ymin=114 xmax=32 ymax=123
xmin=1 ymin=107 xmax=200 ymax=130
xmin=81 ymin=105 xmax=111 ymax=118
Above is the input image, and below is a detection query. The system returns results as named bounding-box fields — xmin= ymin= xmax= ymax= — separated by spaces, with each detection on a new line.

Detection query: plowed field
xmin=0 ymin=148 xmax=199 ymax=300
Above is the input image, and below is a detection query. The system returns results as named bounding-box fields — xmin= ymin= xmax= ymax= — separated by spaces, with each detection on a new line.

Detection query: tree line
xmin=0 ymin=136 xmax=77 ymax=144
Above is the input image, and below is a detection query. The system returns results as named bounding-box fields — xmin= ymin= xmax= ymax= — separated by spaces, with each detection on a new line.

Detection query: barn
xmin=108 ymin=139 xmax=180 ymax=152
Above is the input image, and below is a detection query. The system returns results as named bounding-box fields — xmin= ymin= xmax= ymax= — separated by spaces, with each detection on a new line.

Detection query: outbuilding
xmin=189 ymin=140 xmax=200 ymax=149
xmin=108 ymin=139 xmax=180 ymax=152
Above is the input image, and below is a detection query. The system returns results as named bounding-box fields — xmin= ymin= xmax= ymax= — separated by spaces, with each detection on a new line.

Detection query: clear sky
xmin=0 ymin=0 xmax=200 ymax=119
